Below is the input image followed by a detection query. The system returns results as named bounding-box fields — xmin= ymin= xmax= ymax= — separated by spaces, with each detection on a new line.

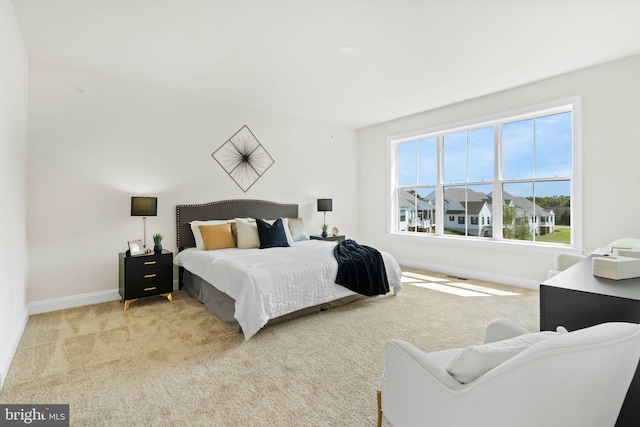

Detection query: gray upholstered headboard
xmin=176 ymin=199 xmax=299 ymax=250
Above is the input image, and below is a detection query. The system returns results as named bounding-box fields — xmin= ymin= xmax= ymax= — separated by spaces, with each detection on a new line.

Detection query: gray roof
xmin=501 ymin=191 xmax=551 ymax=216
xmin=398 ymin=189 xmax=434 ymax=211
xmin=443 ymin=187 xmax=490 ymax=203
xmin=486 ymin=191 xmax=552 ymax=216
xmin=442 ymin=188 xmax=489 ymax=215
xmin=406 ymin=188 xmax=550 ymax=217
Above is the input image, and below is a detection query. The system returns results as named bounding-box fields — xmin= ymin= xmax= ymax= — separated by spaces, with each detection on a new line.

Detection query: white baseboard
xmin=29 ymin=289 xmax=121 ymax=315
xmin=28 ymin=280 xmax=180 ymax=315
xmin=0 ymin=306 xmax=29 ymax=390
xmin=397 ymin=258 xmax=541 ymax=290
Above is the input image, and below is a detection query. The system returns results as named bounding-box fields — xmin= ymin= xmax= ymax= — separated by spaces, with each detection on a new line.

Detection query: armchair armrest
xmin=483 ymin=318 xmax=531 ymax=343
xmin=555 ymin=253 xmax=585 ymax=271
xmin=383 ymin=340 xmax=463 ymax=388
xmin=381 ymin=340 xmax=463 ymax=426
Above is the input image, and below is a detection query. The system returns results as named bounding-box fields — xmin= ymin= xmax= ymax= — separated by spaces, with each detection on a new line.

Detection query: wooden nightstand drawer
xmin=126 ymin=254 xmax=172 ymax=271
xmin=124 ymin=268 xmax=173 ymax=299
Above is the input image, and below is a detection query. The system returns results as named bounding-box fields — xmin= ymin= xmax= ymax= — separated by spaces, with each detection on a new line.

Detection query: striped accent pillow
xmin=446 ymin=327 xmax=567 ymax=384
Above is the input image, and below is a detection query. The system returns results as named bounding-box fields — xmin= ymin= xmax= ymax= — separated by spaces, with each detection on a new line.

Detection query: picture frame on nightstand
xmin=127 ymin=239 xmax=144 ymax=256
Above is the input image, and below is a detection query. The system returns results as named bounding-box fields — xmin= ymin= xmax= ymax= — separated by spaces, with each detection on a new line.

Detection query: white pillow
xmin=287 ymin=217 xmax=309 ymax=241
xmin=446 ymin=327 xmax=567 ymax=384
xmin=190 ymin=220 xmax=233 ymax=250
xmin=235 ymin=218 xmax=260 ymax=249
xmin=281 ymin=218 xmax=295 ymax=245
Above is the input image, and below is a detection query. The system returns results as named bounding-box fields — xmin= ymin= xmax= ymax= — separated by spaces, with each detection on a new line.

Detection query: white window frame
xmin=387 ymin=96 xmax=583 ymax=250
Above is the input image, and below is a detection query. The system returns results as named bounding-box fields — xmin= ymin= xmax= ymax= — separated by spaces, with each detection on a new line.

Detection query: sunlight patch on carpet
xmin=446 ymin=282 xmax=520 ymax=296
xmin=410 ymin=281 xmax=491 ymax=297
xmin=402 ymin=272 xmax=448 ymax=282
xmin=402 ymin=273 xmax=520 ymax=297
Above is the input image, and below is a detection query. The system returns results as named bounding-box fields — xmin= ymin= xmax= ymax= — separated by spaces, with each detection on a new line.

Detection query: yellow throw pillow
xmin=198 ymin=223 xmax=236 ymax=250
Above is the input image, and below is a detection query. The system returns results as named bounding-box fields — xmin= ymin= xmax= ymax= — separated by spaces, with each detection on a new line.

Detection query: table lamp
xmin=317 ymin=198 xmax=333 ymax=237
xmin=131 ymin=196 xmax=157 ymax=253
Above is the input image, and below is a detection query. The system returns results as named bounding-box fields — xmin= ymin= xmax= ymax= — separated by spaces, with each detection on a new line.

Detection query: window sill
xmin=387 ymin=231 xmax=584 ymax=256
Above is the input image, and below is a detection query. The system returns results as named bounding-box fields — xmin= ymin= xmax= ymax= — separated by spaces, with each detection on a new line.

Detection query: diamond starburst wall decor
xmin=212 ymin=125 xmax=275 ymax=192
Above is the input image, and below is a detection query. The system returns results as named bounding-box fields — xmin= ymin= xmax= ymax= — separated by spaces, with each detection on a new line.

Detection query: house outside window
xmin=390 ymin=97 xmax=578 ymax=246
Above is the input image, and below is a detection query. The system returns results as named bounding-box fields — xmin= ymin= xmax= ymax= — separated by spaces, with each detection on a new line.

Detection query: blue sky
xmin=399 ymin=111 xmax=572 ymax=198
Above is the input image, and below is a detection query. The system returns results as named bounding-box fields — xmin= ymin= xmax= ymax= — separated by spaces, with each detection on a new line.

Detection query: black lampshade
xmin=317 ymin=198 xmax=333 ymax=212
xmin=131 ymin=197 xmax=157 ymax=217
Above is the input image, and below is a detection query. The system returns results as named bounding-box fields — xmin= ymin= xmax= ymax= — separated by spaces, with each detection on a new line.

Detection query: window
xmin=390 ymin=98 xmax=577 ymax=246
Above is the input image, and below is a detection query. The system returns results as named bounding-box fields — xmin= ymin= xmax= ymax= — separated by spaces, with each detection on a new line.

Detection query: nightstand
xmin=310 ymin=235 xmax=346 ymax=242
xmin=119 ymin=250 xmax=173 ymax=311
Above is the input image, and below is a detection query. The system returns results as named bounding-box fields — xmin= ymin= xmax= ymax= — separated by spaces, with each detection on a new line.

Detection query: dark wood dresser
xmin=540 ymin=254 xmax=640 ymax=427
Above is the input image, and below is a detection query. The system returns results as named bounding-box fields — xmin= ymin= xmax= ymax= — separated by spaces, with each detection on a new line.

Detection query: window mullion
xmin=465 ymin=132 xmax=469 ymax=236
xmin=414 ymin=142 xmax=419 ymax=231
xmin=436 ymin=135 xmax=444 ymax=235
xmin=493 ymin=124 xmax=503 ymax=240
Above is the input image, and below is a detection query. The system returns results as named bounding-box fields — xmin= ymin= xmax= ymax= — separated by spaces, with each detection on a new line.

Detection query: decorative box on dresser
xmin=119 ymin=250 xmax=173 ymax=311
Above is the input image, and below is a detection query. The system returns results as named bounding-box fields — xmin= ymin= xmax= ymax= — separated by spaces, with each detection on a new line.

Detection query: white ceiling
xmin=11 ymin=0 xmax=640 ymax=129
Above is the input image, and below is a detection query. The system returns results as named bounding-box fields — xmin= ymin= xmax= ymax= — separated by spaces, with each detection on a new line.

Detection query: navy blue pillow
xmin=255 ymin=218 xmax=290 ymax=249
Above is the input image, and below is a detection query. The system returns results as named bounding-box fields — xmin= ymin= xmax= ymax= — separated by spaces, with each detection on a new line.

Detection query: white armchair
xmin=547 ymin=252 xmax=586 ymax=278
xmin=378 ymin=319 xmax=640 ymax=427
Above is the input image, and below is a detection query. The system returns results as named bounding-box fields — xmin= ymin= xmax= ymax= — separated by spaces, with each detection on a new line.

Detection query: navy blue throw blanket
xmin=333 ymin=239 xmax=389 ymax=296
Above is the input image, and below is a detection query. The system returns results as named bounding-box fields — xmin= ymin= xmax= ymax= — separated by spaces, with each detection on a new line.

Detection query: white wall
xmin=357 ymin=54 xmax=640 ymax=288
xmin=27 ymin=60 xmax=358 ymax=303
xmin=0 ymin=0 xmax=29 ymax=388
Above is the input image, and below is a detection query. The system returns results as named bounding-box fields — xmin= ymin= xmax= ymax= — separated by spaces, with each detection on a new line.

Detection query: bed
xmin=174 ymin=199 xmax=402 ymax=340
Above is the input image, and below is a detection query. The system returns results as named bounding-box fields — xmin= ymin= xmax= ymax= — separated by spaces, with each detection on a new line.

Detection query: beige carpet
xmin=0 ymin=270 xmax=539 ymax=426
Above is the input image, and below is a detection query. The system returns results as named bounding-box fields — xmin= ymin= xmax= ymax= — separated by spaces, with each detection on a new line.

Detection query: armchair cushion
xmin=445 ymin=327 xmax=567 ymax=384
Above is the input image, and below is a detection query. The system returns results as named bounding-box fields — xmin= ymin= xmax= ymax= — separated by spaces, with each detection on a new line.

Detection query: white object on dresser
xmin=593 ymin=255 xmax=640 ymax=280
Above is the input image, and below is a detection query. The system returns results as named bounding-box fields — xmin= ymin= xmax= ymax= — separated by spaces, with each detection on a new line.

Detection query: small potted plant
xmin=321 ymin=224 xmax=328 ymax=238
xmin=153 ymin=233 xmax=164 ymax=253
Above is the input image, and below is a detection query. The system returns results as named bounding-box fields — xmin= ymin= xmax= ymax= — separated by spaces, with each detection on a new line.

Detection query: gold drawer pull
xmin=144 ymin=274 xmax=157 ymax=279
xmin=144 ymin=287 xmax=157 ymax=292
xmin=144 ymin=261 xmax=157 ymax=265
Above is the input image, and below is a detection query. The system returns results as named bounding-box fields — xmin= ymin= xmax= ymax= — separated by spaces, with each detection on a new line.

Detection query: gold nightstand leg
xmin=123 ymin=299 xmax=137 ymax=311
xmin=123 ymin=294 xmax=171 ymax=311
xmin=377 ymin=389 xmax=383 ymax=427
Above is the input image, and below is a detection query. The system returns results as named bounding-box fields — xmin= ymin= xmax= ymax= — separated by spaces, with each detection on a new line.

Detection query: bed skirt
xmin=183 ymin=270 xmax=366 ymax=334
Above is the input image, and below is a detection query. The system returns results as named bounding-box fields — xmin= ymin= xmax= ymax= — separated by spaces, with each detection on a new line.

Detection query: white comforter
xmin=173 ymin=240 xmax=402 ymax=340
